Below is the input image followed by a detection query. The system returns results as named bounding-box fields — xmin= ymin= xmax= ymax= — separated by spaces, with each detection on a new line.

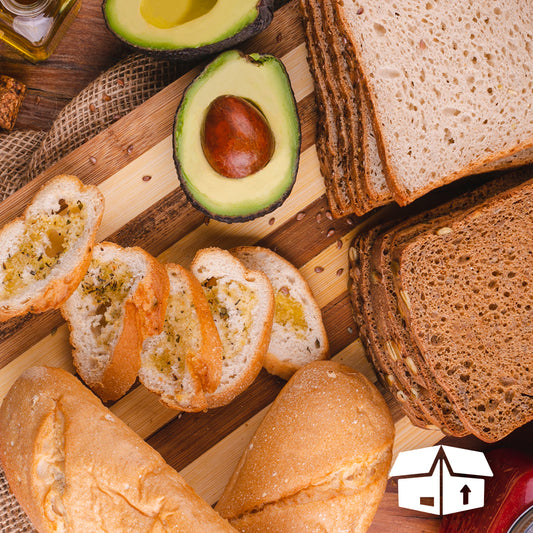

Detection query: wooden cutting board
xmin=0 ymin=2 xmax=497 ymax=530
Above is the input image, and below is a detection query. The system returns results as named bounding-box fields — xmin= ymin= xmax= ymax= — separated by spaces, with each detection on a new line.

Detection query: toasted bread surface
xmin=61 ymin=242 xmax=169 ymax=402
xmin=231 ymin=246 xmax=328 ymax=381
xmin=191 ymin=248 xmax=274 ymax=409
xmin=140 ymin=264 xmax=223 ymax=411
xmin=0 ymin=175 xmax=104 ymax=321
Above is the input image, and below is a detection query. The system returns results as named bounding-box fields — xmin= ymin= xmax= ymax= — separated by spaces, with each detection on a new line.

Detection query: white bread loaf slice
xmin=337 ymin=0 xmax=533 ymax=205
xmin=61 ymin=242 xmax=169 ymax=402
xmin=0 ymin=367 xmax=237 ymax=533
xmin=231 ymin=246 xmax=329 ymax=381
xmin=139 ymin=264 xmax=223 ymax=411
xmin=191 ymin=248 xmax=274 ymax=409
xmin=0 ymin=175 xmax=104 ymax=321
xmin=216 ymin=361 xmax=394 ymax=532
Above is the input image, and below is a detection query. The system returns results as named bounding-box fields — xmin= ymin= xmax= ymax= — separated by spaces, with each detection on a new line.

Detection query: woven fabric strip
xmin=0 ymin=130 xmax=46 ymax=202
xmin=0 ymin=465 xmax=35 ymax=532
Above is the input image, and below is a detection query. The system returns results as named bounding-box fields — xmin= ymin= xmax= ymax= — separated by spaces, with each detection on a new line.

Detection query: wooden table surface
xmin=1 ymin=2 xmax=532 ymax=533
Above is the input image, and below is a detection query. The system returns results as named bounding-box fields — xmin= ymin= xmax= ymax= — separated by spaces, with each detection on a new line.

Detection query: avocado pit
xmin=201 ymin=95 xmax=275 ymax=179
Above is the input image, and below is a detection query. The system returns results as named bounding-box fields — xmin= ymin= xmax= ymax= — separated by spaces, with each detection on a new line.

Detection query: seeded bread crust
xmin=384 ymin=175 xmax=529 ymax=435
xmin=231 ymin=246 xmax=329 ymax=381
xmin=61 ymin=242 xmax=169 ymax=402
xmin=349 ymin=228 xmax=430 ymax=429
xmin=191 ymin=248 xmax=274 ymax=409
xmin=216 ymin=361 xmax=394 ymax=533
xmin=139 ymin=264 xmax=223 ymax=412
xmin=308 ymin=0 xmax=372 ymax=215
xmin=0 ymin=175 xmax=104 ymax=321
xmin=298 ymin=0 xmax=355 ymax=217
xmin=350 ymin=170 xmax=533 ymax=435
xmin=321 ymin=0 xmax=393 ymax=209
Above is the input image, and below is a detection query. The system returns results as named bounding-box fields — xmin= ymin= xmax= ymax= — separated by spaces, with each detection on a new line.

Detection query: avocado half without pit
xmin=102 ymin=0 xmax=274 ymax=60
xmin=173 ymin=50 xmax=301 ymax=223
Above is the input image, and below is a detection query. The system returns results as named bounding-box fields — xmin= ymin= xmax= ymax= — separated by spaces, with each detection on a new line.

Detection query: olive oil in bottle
xmin=0 ymin=0 xmax=81 ymax=62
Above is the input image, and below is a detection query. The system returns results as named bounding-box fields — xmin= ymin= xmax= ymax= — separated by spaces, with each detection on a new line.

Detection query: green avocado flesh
xmin=174 ymin=50 xmax=300 ymax=221
xmin=104 ymin=0 xmax=261 ymax=50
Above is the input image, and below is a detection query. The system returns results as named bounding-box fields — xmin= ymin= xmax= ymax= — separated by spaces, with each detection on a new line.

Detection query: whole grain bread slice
xmin=397 ymin=177 xmax=533 ymax=441
xmin=307 ymin=0 xmax=372 ymax=215
xmin=139 ymin=264 xmax=223 ymax=411
xmin=61 ymin=242 xmax=169 ymax=402
xmin=191 ymin=248 xmax=274 ymax=409
xmin=0 ymin=175 xmax=104 ymax=321
xmin=231 ymin=246 xmax=329 ymax=380
xmin=336 ymin=0 xmax=533 ymax=205
xmin=299 ymin=0 xmax=353 ymax=217
xmin=349 ymin=229 xmax=432 ymax=429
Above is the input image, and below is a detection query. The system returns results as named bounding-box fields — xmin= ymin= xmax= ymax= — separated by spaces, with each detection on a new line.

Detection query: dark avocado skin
xmin=172 ymin=53 xmax=301 ymax=224
xmin=102 ymin=0 xmax=274 ymax=61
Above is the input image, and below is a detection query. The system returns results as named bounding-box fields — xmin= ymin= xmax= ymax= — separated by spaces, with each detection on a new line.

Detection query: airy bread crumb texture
xmin=400 ymin=180 xmax=533 ymax=440
xmin=139 ymin=264 xmax=223 ymax=411
xmin=231 ymin=246 xmax=329 ymax=380
xmin=191 ymin=248 xmax=274 ymax=408
xmin=340 ymin=0 xmax=533 ymax=203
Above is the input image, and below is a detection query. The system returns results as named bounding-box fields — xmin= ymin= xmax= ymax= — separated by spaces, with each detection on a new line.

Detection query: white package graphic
xmin=389 ymin=445 xmax=493 ymax=516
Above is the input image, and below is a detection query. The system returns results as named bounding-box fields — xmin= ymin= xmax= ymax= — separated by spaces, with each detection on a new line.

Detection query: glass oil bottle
xmin=0 ymin=0 xmax=81 ymax=62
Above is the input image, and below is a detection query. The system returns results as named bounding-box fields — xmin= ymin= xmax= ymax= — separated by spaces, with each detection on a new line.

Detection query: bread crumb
xmin=327 ymin=371 xmax=337 ymax=378
xmin=105 ymin=414 xmax=114 ymax=422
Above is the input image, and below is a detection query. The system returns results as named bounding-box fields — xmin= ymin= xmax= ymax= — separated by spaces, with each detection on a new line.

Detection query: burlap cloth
xmin=0 ymin=52 xmax=184 ymax=532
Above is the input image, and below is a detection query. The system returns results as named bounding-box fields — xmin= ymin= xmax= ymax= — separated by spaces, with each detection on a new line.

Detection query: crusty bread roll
xmin=0 ymin=175 xmax=104 ymax=321
xmin=0 ymin=366 xmax=237 ymax=533
xmin=216 ymin=361 xmax=394 ymax=532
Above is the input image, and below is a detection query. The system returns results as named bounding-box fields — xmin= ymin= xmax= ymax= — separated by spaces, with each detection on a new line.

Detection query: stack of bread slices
xmin=349 ymin=171 xmax=533 ymax=442
xmin=0 ymin=175 xmax=329 ymax=409
xmin=299 ymin=0 xmax=533 ymax=217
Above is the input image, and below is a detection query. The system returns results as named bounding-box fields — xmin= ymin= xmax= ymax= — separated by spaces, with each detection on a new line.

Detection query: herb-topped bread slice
xmin=61 ymin=242 xmax=169 ymax=402
xmin=191 ymin=248 xmax=274 ymax=409
xmin=231 ymin=246 xmax=329 ymax=381
xmin=0 ymin=175 xmax=104 ymax=321
xmin=139 ymin=264 xmax=223 ymax=412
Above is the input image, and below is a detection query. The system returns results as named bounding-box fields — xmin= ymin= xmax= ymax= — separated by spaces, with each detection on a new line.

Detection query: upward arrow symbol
xmin=460 ymin=484 xmax=471 ymax=505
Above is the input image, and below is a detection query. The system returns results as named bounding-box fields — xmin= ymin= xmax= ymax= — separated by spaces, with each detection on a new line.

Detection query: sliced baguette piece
xmin=61 ymin=242 xmax=169 ymax=402
xmin=191 ymin=248 xmax=274 ymax=409
xmin=216 ymin=361 xmax=394 ymax=532
xmin=231 ymin=246 xmax=329 ymax=381
xmin=0 ymin=174 xmax=104 ymax=321
xmin=139 ymin=264 xmax=223 ymax=412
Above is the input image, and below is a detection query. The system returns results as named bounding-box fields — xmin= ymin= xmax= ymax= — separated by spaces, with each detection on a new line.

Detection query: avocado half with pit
xmin=102 ymin=0 xmax=274 ymax=60
xmin=173 ymin=50 xmax=301 ymax=223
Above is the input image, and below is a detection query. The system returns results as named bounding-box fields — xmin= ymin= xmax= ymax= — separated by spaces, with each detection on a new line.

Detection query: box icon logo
xmin=389 ymin=445 xmax=493 ymax=516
